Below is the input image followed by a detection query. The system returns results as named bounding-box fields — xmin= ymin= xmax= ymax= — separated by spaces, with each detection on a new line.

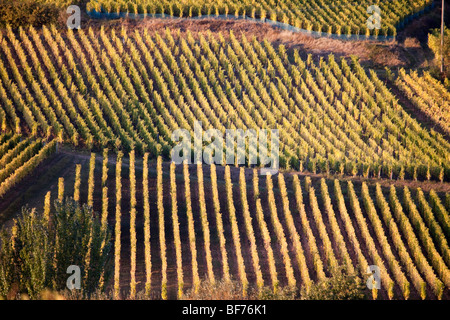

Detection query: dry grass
xmin=404 ymin=37 xmax=422 ymax=48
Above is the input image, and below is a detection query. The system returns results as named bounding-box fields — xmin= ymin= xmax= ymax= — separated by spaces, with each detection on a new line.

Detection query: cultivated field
xmin=0 ymin=0 xmax=449 ymax=301
xmin=1 ymin=27 xmax=450 ymax=180
xmin=87 ymin=0 xmax=433 ymax=36
xmin=1 ymin=150 xmax=449 ymax=299
xmin=0 ymin=133 xmax=56 ymax=197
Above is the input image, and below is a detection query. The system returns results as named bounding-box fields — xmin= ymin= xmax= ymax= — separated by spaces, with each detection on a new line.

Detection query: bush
xmin=0 ymin=198 xmax=112 ymax=299
xmin=300 ymin=267 xmax=368 ymax=300
xmin=0 ymin=0 xmax=62 ymax=29
xmin=257 ymin=286 xmax=298 ymax=300
xmin=428 ymin=27 xmax=450 ymax=78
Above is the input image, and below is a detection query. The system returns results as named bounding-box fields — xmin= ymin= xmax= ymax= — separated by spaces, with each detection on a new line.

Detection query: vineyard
xmin=0 ymin=26 xmax=450 ymax=181
xmin=0 ymin=133 xmax=57 ymax=198
xmin=395 ymin=69 xmax=450 ymax=136
xmin=86 ymin=0 xmax=433 ymax=36
xmin=0 ymin=0 xmax=449 ymax=303
xmin=30 ymin=152 xmax=449 ymax=300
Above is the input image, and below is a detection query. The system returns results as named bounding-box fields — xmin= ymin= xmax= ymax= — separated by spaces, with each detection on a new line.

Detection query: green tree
xmin=300 ymin=267 xmax=368 ymax=300
xmin=0 ymin=198 xmax=111 ymax=299
xmin=428 ymin=27 xmax=450 ymax=78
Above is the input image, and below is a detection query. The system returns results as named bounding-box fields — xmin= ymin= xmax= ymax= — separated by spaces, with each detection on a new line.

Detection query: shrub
xmin=0 ymin=198 xmax=112 ymax=299
xmin=257 ymin=286 xmax=298 ymax=300
xmin=428 ymin=27 xmax=450 ymax=77
xmin=300 ymin=267 xmax=368 ymax=300
xmin=0 ymin=0 xmax=62 ymax=29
